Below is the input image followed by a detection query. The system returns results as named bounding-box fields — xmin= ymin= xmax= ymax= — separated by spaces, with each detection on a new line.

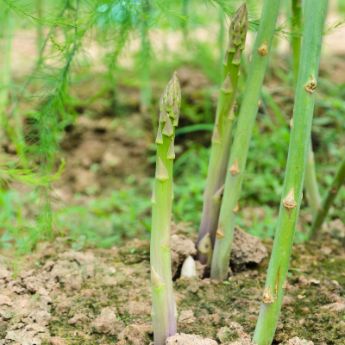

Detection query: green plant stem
xmin=309 ymin=157 xmax=345 ymax=238
xmin=151 ymin=74 xmax=181 ymax=345
xmin=196 ymin=4 xmax=248 ymax=265
xmin=253 ymin=1 xmax=328 ymax=344
xmin=291 ymin=0 xmax=322 ymax=216
xmin=210 ymin=0 xmax=282 ymax=280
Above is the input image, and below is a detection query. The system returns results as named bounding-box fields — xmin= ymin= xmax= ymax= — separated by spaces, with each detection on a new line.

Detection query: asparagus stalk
xmin=196 ymin=4 xmax=248 ymax=264
xmin=291 ymin=0 xmax=322 ymax=216
xmin=253 ymin=1 xmax=328 ymax=344
xmin=151 ymin=73 xmax=181 ymax=345
xmin=309 ymin=157 xmax=345 ymax=239
xmin=210 ymin=0 xmax=282 ymax=280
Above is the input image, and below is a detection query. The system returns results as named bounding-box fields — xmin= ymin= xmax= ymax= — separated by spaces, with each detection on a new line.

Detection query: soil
xmin=0 ymin=229 xmax=344 ymax=345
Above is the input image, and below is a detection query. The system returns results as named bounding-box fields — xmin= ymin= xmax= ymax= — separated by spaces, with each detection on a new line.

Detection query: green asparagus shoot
xmin=253 ymin=1 xmax=328 ymax=343
xmin=291 ymin=0 xmax=322 ymax=216
xmin=211 ymin=0 xmax=282 ymax=280
xmin=197 ymin=4 xmax=248 ymax=265
xmin=151 ymin=73 xmax=181 ymax=345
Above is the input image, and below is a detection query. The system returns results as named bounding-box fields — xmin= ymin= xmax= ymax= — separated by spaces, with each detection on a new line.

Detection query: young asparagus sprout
xmin=291 ymin=0 xmax=322 ymax=216
xmin=211 ymin=0 xmax=282 ymax=281
xmin=196 ymin=4 xmax=248 ymax=264
xmin=253 ymin=2 xmax=328 ymax=344
xmin=150 ymin=73 xmax=181 ymax=345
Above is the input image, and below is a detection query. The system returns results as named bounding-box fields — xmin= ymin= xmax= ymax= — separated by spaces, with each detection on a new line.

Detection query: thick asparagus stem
xmin=151 ymin=74 xmax=181 ymax=345
xmin=253 ymin=1 xmax=328 ymax=344
xmin=291 ymin=0 xmax=322 ymax=215
xmin=309 ymin=157 xmax=345 ymax=239
xmin=196 ymin=5 xmax=248 ymax=264
xmin=210 ymin=0 xmax=282 ymax=280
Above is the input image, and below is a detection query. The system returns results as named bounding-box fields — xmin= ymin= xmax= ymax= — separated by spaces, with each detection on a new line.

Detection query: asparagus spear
xmin=211 ymin=0 xmax=282 ymax=280
xmin=309 ymin=157 xmax=345 ymax=239
xmin=253 ymin=1 xmax=328 ymax=344
xmin=196 ymin=4 xmax=248 ymax=264
xmin=151 ymin=73 xmax=181 ymax=345
xmin=291 ymin=0 xmax=322 ymax=216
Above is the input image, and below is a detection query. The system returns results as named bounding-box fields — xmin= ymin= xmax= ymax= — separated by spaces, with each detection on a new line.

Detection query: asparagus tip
xmin=228 ymin=3 xmax=248 ymax=54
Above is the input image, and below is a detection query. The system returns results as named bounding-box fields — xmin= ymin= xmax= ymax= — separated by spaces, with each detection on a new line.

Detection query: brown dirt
xmin=0 ymin=230 xmax=343 ymax=345
xmin=57 ymin=114 xmax=150 ymax=199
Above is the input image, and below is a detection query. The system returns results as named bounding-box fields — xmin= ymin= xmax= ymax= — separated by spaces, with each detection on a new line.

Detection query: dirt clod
xmin=91 ymin=307 xmax=123 ymax=335
xmin=166 ymin=333 xmax=217 ymax=345
xmin=116 ymin=323 xmax=151 ymax=345
xmin=50 ymin=336 xmax=66 ymax=345
xmin=230 ymin=228 xmax=267 ymax=270
xmin=284 ymin=337 xmax=314 ymax=345
xmin=217 ymin=322 xmax=251 ymax=343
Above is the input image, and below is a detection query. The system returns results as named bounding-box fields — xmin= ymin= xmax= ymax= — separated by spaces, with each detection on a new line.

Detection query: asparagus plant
xmin=150 ymin=73 xmax=181 ymax=345
xmin=291 ymin=0 xmax=322 ymax=216
xmin=210 ymin=0 xmax=282 ymax=280
xmin=196 ymin=4 xmax=248 ymax=264
xmin=253 ymin=1 xmax=328 ymax=344
xmin=309 ymin=157 xmax=345 ymax=239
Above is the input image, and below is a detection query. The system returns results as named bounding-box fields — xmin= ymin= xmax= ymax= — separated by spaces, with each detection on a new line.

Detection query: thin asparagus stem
xmin=253 ymin=1 xmax=328 ymax=344
xmin=196 ymin=4 xmax=248 ymax=264
xmin=151 ymin=73 xmax=181 ymax=345
xmin=291 ymin=0 xmax=322 ymax=216
xmin=210 ymin=0 xmax=282 ymax=280
xmin=309 ymin=157 xmax=345 ymax=239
